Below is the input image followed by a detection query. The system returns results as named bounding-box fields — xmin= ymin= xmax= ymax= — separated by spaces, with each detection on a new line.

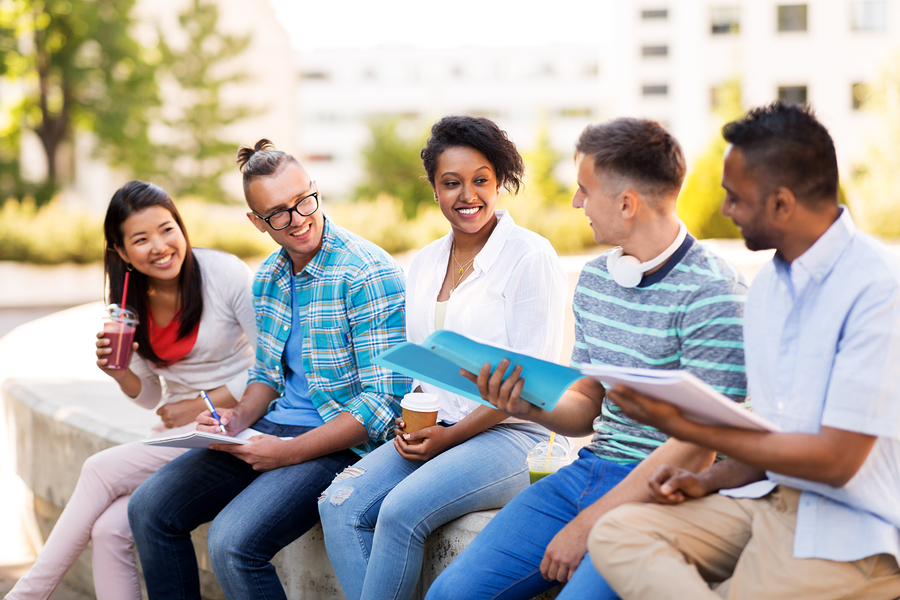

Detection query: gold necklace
xmin=449 ymin=241 xmax=476 ymax=295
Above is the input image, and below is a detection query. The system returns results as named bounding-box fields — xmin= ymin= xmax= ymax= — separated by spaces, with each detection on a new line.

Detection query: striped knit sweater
xmin=570 ymin=236 xmax=748 ymax=463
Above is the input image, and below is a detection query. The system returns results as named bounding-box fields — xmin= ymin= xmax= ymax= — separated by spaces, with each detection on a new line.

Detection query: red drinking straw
xmin=121 ymin=270 xmax=130 ymax=311
xmin=114 ymin=270 xmax=131 ymax=366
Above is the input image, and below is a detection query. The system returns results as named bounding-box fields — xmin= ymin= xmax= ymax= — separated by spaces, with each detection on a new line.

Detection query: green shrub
xmin=499 ymin=192 xmax=597 ymax=254
xmin=0 ymin=192 xmax=601 ymax=266
xmin=678 ymin=136 xmax=740 ymax=239
xmin=178 ymin=201 xmax=279 ymax=258
xmin=0 ymin=199 xmax=104 ymax=264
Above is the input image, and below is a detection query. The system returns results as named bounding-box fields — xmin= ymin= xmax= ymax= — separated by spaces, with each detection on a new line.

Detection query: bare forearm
xmin=445 ymin=406 xmax=509 ymax=446
xmin=668 ymin=420 xmax=874 ymax=487
xmin=695 ymin=458 xmax=766 ymax=493
xmin=525 ymin=379 xmax=606 ymax=437
xmin=285 ymin=412 xmax=370 ymax=463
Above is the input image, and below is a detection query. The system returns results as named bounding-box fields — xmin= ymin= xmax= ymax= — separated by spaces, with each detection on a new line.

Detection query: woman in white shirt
xmin=319 ymin=115 xmax=568 ymax=600
xmin=7 ymin=181 xmax=256 ymax=600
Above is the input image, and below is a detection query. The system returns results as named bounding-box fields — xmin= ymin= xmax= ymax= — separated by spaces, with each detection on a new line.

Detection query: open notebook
xmin=142 ymin=427 xmax=262 ymax=449
xmin=582 ymin=364 xmax=777 ymax=432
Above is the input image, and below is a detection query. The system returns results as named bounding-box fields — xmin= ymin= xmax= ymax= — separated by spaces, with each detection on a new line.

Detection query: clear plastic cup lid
xmin=105 ymin=303 xmax=139 ymax=322
xmin=400 ymin=392 xmax=440 ymax=412
xmin=527 ymin=439 xmax=570 ymax=462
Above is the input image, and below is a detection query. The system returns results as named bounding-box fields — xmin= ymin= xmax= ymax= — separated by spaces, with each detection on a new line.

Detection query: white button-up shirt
xmin=724 ymin=208 xmax=900 ymax=563
xmin=405 ymin=210 xmax=568 ymax=424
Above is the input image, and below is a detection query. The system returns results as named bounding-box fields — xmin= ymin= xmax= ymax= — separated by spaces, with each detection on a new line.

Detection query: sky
xmin=266 ymin=0 xmax=612 ymax=51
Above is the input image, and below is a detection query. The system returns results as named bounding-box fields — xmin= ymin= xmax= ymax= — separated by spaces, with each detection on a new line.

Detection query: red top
xmin=148 ymin=311 xmax=199 ymax=365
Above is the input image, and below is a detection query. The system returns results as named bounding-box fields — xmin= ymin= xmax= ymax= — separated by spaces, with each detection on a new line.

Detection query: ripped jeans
xmin=317 ymin=422 xmax=549 ymax=600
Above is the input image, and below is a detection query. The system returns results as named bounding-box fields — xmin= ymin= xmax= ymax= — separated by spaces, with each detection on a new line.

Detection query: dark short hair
xmin=722 ymin=101 xmax=838 ymax=205
xmin=103 ymin=181 xmax=203 ymax=365
xmin=236 ymin=139 xmax=302 ymax=199
xmin=575 ymin=118 xmax=686 ymax=201
xmin=421 ymin=116 xmax=524 ymax=195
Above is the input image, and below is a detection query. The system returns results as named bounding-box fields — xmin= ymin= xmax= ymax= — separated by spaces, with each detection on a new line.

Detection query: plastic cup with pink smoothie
xmin=103 ymin=304 xmax=139 ymax=370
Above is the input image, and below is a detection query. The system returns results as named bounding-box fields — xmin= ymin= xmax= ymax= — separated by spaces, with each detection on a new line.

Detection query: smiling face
xmin=115 ymin=205 xmax=188 ymax=286
xmin=572 ymin=153 xmax=627 ymax=246
xmin=721 ymin=145 xmax=777 ymax=252
xmin=433 ymin=146 xmax=500 ymax=237
xmin=246 ymin=161 xmax=324 ymax=272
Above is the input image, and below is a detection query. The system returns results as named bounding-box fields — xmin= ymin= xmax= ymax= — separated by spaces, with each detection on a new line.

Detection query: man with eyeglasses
xmin=128 ymin=139 xmax=411 ymax=600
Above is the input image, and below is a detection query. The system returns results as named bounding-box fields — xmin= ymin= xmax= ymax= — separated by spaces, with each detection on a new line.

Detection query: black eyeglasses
xmin=253 ymin=188 xmax=319 ymax=231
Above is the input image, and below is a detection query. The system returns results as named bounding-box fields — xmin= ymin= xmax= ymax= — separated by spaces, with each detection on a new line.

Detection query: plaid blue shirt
xmin=249 ymin=215 xmax=411 ymax=456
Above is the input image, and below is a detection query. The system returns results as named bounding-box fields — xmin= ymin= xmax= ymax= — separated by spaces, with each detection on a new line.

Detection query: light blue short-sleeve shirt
xmin=725 ymin=208 xmax=900 ymax=563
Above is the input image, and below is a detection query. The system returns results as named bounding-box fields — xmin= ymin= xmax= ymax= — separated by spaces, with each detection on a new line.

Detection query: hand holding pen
xmin=201 ymin=390 xmax=228 ymax=434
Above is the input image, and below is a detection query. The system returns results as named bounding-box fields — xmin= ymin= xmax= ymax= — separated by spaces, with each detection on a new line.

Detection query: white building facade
xmin=294 ymin=0 xmax=899 ymax=199
xmin=602 ymin=0 xmax=899 ymax=176
xmin=295 ymin=45 xmax=605 ymax=198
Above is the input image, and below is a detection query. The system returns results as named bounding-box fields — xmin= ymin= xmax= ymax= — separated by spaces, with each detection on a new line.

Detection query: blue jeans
xmin=424 ymin=448 xmax=637 ymax=600
xmin=317 ymin=422 xmax=549 ymax=600
xmin=127 ymin=419 xmax=357 ymax=600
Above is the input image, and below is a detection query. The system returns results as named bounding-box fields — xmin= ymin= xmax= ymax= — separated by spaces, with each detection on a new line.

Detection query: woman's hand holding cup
xmin=95 ymin=329 xmax=138 ymax=380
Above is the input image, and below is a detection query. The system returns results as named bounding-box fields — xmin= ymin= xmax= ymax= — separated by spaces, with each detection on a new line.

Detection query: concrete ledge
xmin=4 ymin=379 xmax=560 ymax=600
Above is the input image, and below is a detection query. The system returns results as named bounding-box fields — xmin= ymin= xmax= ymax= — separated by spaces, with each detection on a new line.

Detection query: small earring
xmin=434 ymin=195 xmax=439 ymax=203
xmin=126 ymin=263 xmax=134 ymax=272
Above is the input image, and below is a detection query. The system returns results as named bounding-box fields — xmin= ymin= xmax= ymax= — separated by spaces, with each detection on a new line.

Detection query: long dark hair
xmin=103 ymin=181 xmax=203 ymax=365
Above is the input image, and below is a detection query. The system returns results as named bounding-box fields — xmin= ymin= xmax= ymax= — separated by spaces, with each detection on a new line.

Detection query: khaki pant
xmin=589 ymin=486 xmax=900 ymax=600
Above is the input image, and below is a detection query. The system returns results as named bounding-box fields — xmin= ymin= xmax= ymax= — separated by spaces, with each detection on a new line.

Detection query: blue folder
xmin=375 ymin=330 xmax=584 ymax=412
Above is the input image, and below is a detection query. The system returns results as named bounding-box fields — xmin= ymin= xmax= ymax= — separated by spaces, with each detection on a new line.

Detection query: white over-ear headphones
xmin=606 ymin=221 xmax=688 ymax=288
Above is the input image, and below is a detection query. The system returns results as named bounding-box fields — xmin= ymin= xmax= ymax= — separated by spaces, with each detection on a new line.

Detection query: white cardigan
xmin=127 ymin=248 xmax=256 ymax=415
xmin=405 ymin=210 xmax=568 ymax=424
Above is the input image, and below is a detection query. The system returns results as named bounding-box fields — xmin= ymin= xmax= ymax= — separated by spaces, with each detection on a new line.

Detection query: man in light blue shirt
xmin=589 ymin=102 xmax=900 ymax=599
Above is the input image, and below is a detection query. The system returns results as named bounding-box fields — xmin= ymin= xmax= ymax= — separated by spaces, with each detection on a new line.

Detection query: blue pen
xmin=201 ymin=391 xmax=227 ymax=434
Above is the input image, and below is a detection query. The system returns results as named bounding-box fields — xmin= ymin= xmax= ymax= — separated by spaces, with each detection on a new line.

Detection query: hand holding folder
xmin=377 ymin=331 xmax=773 ymax=432
xmin=374 ymin=331 xmax=584 ymax=412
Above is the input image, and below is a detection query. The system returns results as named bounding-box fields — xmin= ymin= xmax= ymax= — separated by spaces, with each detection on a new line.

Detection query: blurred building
xmin=602 ymin=0 xmax=900 ymax=179
xmin=295 ymin=45 xmax=604 ymax=198
xmin=295 ymin=0 xmax=899 ymax=197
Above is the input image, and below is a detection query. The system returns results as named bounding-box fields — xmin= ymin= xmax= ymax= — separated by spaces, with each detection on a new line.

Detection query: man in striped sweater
xmin=425 ymin=118 xmax=748 ymax=600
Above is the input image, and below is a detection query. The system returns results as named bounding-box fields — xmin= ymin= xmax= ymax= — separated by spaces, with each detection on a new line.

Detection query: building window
xmin=851 ymin=82 xmax=870 ymax=109
xmin=641 ymin=8 xmax=668 ymax=19
xmin=641 ymin=45 xmax=669 ymax=57
xmin=777 ymin=4 xmax=808 ymax=32
xmin=642 ymin=84 xmax=669 ymax=97
xmin=710 ymin=7 xmax=740 ymax=34
xmin=777 ymin=85 xmax=808 ymax=104
xmin=851 ymin=1 xmax=886 ymax=31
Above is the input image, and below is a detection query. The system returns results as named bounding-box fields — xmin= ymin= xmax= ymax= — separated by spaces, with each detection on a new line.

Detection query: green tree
xmin=523 ymin=126 xmax=571 ymax=206
xmin=154 ymin=0 xmax=252 ymax=203
xmin=354 ymin=117 xmax=430 ymax=218
xmin=0 ymin=0 xmax=161 ymax=204
xmin=851 ymin=51 xmax=900 ymax=238
xmin=677 ymin=79 xmax=742 ymax=239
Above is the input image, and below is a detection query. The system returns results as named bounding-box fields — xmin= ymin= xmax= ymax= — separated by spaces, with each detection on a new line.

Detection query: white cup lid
xmin=401 ymin=392 xmax=440 ymax=412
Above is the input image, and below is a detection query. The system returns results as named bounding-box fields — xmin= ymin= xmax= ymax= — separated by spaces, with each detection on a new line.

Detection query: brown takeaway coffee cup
xmin=400 ymin=392 xmax=440 ymax=445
